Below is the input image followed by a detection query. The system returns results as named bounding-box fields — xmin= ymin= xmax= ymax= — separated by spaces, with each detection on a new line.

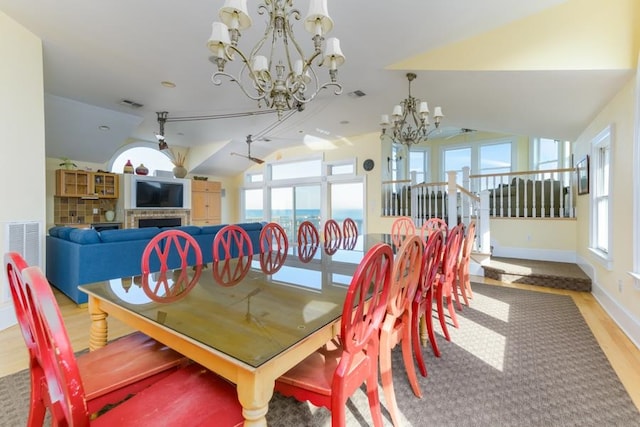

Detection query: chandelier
xmin=207 ymin=0 xmax=345 ymax=119
xmin=380 ymin=73 xmax=443 ymax=146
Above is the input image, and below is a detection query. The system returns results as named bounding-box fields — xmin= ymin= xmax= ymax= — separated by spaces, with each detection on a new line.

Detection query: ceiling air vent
xmin=119 ymin=99 xmax=144 ymax=109
xmin=348 ymin=90 xmax=366 ymax=98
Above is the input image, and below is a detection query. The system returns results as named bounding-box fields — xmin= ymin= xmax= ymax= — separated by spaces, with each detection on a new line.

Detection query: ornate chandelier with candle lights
xmin=207 ymin=0 xmax=345 ymax=119
xmin=380 ymin=73 xmax=443 ymax=146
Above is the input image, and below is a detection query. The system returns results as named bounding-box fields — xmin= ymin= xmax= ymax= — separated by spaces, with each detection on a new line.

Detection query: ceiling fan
xmin=231 ymin=135 xmax=265 ymax=164
xmin=445 ymin=128 xmax=477 ymax=140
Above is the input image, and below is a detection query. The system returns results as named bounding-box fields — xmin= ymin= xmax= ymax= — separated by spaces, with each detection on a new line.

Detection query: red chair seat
xmin=79 ymin=331 xmax=187 ymax=412
xmin=93 ymin=363 xmax=244 ymax=427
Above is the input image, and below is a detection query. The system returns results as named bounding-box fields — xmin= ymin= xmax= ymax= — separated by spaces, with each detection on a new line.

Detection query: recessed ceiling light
xmin=161 ymin=81 xmax=176 ymax=88
xmin=340 ymin=120 xmax=349 ymax=125
xmin=98 ymin=125 xmax=110 ymax=131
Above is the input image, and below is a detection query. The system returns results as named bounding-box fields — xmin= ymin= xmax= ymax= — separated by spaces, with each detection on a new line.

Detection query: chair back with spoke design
xmin=20 ymin=266 xmax=244 ymax=426
xmin=297 ymin=220 xmax=319 ymax=247
xmin=259 ymin=222 xmax=289 ymax=274
xmin=412 ymin=230 xmax=444 ymax=374
xmin=213 ymin=224 xmax=254 ymax=261
xmin=456 ymin=220 xmax=476 ymax=306
xmin=434 ymin=223 xmax=464 ymax=341
xmin=275 ymin=243 xmax=393 ymax=427
xmin=391 ymin=216 xmax=416 ymax=248
xmin=342 ymin=217 xmax=358 ymax=238
xmin=379 ymin=235 xmax=424 ymax=427
xmin=420 ymin=217 xmax=448 ymax=242
xmin=323 ymin=219 xmax=342 ymax=243
xmin=141 ymin=229 xmax=203 ymax=274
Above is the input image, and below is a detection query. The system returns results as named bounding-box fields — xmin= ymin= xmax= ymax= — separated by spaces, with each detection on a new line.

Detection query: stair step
xmin=482 ymin=257 xmax=591 ymax=292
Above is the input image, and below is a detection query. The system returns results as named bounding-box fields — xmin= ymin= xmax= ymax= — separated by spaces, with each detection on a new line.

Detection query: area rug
xmin=1 ymin=283 xmax=638 ymax=426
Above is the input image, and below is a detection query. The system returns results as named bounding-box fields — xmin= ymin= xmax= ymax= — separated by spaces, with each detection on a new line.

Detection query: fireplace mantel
xmin=123 ymin=209 xmax=191 ymax=229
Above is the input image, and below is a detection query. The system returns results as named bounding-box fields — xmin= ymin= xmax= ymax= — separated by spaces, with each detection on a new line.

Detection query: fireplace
xmin=123 ymin=209 xmax=191 ymax=229
xmin=138 ymin=217 xmax=182 ymax=228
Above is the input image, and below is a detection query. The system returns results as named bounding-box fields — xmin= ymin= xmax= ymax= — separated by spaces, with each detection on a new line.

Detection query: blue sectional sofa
xmin=46 ymin=222 xmax=264 ymax=304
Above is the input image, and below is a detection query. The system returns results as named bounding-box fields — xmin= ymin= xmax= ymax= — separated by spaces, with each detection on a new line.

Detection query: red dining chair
xmin=298 ymin=220 xmax=320 ymax=247
xmin=412 ymin=230 xmax=444 ymax=375
xmin=141 ymin=229 xmax=203 ymax=274
xmin=19 ymin=265 xmax=245 ymax=427
xmin=456 ymin=220 xmax=477 ymax=306
xmin=275 ymin=243 xmax=394 ymax=427
xmin=391 ymin=216 xmax=416 ymax=248
xmin=4 ymin=252 xmax=188 ymax=425
xmin=343 ymin=217 xmax=358 ymax=238
xmin=213 ymin=224 xmax=254 ymax=261
xmin=434 ymin=223 xmax=464 ymax=341
xmin=420 ymin=217 xmax=448 ymax=243
xmin=259 ymin=222 xmax=289 ymax=274
xmin=324 ymin=219 xmax=342 ymax=242
xmin=212 ymin=258 xmax=251 ymax=286
xmin=379 ymin=235 xmax=423 ymax=427
xmin=297 ymin=241 xmax=319 ymax=263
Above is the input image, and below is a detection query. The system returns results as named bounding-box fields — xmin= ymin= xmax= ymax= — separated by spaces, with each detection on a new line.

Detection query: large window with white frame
xmin=241 ymin=155 xmax=365 ymax=238
xmin=409 ymin=148 xmax=430 ymax=183
xmin=441 ymin=140 xmax=513 ymax=186
xmin=589 ymin=125 xmax=613 ymax=268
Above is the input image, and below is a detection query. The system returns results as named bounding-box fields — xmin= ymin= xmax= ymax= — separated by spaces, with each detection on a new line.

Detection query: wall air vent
xmin=119 ymin=99 xmax=144 ymax=109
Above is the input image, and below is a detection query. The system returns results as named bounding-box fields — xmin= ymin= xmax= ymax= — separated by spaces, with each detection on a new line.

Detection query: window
xmin=409 ymin=148 xmax=429 ymax=183
xmin=589 ymin=125 xmax=613 ymax=268
xmin=479 ymin=142 xmax=511 ymax=175
xmin=532 ymin=138 xmax=571 ymax=181
xmin=443 ymin=146 xmax=471 ymax=184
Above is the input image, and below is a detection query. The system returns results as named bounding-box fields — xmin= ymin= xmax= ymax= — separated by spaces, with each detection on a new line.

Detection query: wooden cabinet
xmin=55 ymin=170 xmax=119 ymax=198
xmin=91 ymin=172 xmax=119 ymax=198
xmin=55 ymin=170 xmax=91 ymax=197
xmin=191 ymin=180 xmax=221 ymax=225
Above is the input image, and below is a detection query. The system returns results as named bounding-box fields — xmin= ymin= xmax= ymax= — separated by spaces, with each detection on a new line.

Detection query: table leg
xmin=236 ymin=371 xmax=274 ymax=427
xmin=88 ymin=297 xmax=108 ymax=350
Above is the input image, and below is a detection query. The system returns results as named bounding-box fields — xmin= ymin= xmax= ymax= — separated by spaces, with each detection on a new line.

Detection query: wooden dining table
xmin=79 ymin=233 xmax=391 ymax=426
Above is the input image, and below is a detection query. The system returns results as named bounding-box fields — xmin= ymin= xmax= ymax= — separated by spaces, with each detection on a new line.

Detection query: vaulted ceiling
xmin=1 ymin=0 xmax=638 ymax=176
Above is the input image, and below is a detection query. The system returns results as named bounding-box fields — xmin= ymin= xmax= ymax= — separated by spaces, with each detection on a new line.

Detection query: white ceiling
xmin=0 ymin=0 xmax=635 ymax=176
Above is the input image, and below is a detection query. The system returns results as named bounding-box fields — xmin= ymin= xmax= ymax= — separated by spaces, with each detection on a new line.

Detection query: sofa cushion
xmin=167 ymin=225 xmax=202 ymax=236
xmin=236 ymin=222 xmax=263 ymax=231
xmin=99 ymin=227 xmax=161 ymax=243
xmin=69 ymin=229 xmax=101 ymax=245
xmin=200 ymin=225 xmax=226 ymax=235
xmin=57 ymin=227 xmax=77 ymax=241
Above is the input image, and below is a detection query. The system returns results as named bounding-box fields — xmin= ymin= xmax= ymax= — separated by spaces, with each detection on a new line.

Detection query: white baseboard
xmin=491 ymin=246 xmax=576 ymax=263
xmin=592 ymin=280 xmax=640 ymax=350
xmin=0 ymin=304 xmax=17 ymax=331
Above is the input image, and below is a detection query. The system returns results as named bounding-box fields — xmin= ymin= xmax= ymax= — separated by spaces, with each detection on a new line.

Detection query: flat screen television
xmin=136 ymin=180 xmax=184 ymax=208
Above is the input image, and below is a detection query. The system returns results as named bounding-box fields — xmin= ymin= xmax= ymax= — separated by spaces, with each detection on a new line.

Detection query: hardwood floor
xmin=1 ymin=275 xmax=638 ymax=412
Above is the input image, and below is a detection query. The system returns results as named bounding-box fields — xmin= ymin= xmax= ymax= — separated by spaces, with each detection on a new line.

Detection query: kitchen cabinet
xmin=55 ymin=170 xmax=91 ymax=197
xmin=191 ymin=180 xmax=221 ymax=225
xmin=91 ymin=172 xmax=119 ymax=198
xmin=55 ymin=170 xmax=119 ymax=198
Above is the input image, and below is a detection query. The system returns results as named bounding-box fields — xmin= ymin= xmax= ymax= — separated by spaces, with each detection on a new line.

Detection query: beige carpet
xmin=1 ymin=283 xmax=635 ymax=426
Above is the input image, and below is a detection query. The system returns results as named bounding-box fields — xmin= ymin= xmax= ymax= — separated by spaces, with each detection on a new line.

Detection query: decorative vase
xmin=173 ymin=165 xmax=187 ymax=178
xmin=105 ymin=210 xmax=115 ymax=222
xmin=123 ymin=160 xmax=134 ymax=174
xmin=135 ymin=163 xmax=149 ymax=175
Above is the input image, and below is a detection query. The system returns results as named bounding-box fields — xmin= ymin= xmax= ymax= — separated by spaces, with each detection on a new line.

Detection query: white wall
xmin=0 ymin=11 xmax=46 ymax=330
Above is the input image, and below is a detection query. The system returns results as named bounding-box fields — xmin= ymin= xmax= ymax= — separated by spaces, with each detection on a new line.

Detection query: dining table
xmin=79 ymin=233 xmax=393 ymax=426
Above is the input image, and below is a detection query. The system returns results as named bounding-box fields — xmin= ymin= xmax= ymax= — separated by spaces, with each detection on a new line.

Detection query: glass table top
xmin=80 ymin=233 xmax=392 ymax=368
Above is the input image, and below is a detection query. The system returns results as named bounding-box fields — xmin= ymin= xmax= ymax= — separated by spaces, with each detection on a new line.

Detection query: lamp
xmin=380 ymin=73 xmax=443 ymax=146
xmin=207 ymin=0 xmax=345 ymax=119
xmin=155 ymin=111 xmax=169 ymax=151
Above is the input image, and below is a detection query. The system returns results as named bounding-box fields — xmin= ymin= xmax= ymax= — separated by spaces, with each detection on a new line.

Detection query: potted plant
xmin=170 ymin=149 xmax=188 ymax=178
xmin=59 ymin=157 xmax=77 ymax=170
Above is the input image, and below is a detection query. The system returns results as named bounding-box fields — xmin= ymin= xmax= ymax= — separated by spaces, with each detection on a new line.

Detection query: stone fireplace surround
xmin=123 ymin=209 xmax=191 ymax=229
